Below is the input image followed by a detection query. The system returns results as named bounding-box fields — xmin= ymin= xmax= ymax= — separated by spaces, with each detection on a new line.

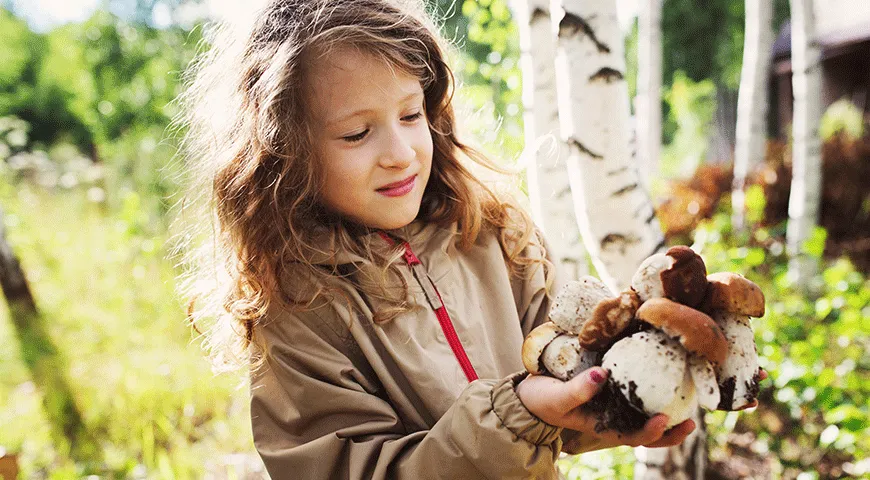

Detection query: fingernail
xmin=589 ymin=369 xmax=606 ymax=384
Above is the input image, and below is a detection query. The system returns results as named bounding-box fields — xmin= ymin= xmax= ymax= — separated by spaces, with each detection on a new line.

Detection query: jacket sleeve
xmin=250 ymin=308 xmax=564 ymax=480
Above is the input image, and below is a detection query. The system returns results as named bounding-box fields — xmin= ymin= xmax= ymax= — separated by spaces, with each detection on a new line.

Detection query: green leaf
xmin=802 ymin=226 xmax=828 ymax=259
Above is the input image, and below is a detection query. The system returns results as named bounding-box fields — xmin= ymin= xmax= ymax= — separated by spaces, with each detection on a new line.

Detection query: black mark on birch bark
xmin=589 ymin=68 xmax=624 ymax=83
xmin=607 ymin=166 xmax=628 ymax=176
xmin=650 ymin=238 xmax=667 ymax=255
xmin=559 ymin=13 xmax=610 ymax=53
xmin=600 ymin=233 xmax=640 ymax=254
xmin=569 ymin=138 xmax=604 ymax=160
xmin=611 ymin=183 xmax=639 ymax=197
xmin=530 ymin=7 xmax=549 ymax=23
xmin=555 ymin=186 xmax=571 ymax=199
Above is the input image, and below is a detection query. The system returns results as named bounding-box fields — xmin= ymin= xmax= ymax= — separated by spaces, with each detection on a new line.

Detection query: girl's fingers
xmin=558 ymin=367 xmax=609 ymax=412
xmin=616 ymin=414 xmax=670 ymax=447
xmin=643 ymin=419 xmax=696 ymax=448
xmin=759 ymin=369 xmax=769 ymax=381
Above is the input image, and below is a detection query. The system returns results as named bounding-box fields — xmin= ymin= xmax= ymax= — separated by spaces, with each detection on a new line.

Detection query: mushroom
xmin=712 ymin=310 xmax=762 ymax=410
xmin=549 ymin=276 xmax=613 ymax=333
xmin=521 ymin=322 xmax=598 ymax=380
xmin=521 ymin=322 xmax=564 ymax=375
xmin=577 ymin=289 xmax=641 ymax=351
xmin=631 ymin=246 xmax=709 ymax=308
xmin=700 ymin=272 xmax=766 ymax=317
xmin=634 ymin=298 xmax=728 ymax=366
xmin=688 ymin=352 xmax=721 ymax=410
xmin=540 ymin=334 xmax=599 ymax=381
xmin=599 ymin=330 xmax=699 ymax=430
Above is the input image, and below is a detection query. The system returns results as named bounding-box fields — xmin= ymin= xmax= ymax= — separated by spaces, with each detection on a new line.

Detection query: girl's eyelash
xmin=343 ymin=130 xmax=368 ymax=143
xmin=341 ymin=112 xmax=423 ymax=143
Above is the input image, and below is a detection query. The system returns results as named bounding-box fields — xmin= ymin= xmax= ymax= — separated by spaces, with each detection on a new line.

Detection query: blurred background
xmin=0 ymin=0 xmax=867 ymax=478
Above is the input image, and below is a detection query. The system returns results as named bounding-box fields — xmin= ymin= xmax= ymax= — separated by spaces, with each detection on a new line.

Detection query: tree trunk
xmin=514 ymin=0 xmax=588 ymax=280
xmin=549 ymin=0 xmax=664 ymax=294
xmin=549 ymin=0 xmax=705 ymax=477
xmin=706 ymin=86 xmax=739 ymax=164
xmin=0 ymin=206 xmax=95 ymax=461
xmin=786 ymin=0 xmax=823 ymax=284
xmin=636 ymin=0 xmax=663 ymax=181
xmin=733 ymin=0 xmax=774 ymax=230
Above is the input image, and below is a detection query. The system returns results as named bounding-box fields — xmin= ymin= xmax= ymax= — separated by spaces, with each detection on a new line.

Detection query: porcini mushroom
xmin=521 ymin=322 xmax=564 ymax=375
xmin=577 ymin=289 xmax=641 ymax=350
xmin=540 ymin=334 xmax=598 ymax=381
xmin=548 ymin=276 xmax=613 ymax=334
xmin=599 ymin=330 xmax=699 ymax=430
xmin=711 ymin=311 xmax=761 ymax=410
xmin=634 ymin=297 xmax=728 ymax=366
xmin=631 ymin=246 xmax=709 ymax=308
xmin=700 ymin=272 xmax=766 ymax=317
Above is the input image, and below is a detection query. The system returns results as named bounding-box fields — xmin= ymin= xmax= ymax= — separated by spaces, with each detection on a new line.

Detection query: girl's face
xmin=309 ymin=47 xmax=434 ymax=231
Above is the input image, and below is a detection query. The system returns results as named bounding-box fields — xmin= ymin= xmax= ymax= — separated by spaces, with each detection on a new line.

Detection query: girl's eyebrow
xmin=328 ymin=91 xmax=424 ymax=126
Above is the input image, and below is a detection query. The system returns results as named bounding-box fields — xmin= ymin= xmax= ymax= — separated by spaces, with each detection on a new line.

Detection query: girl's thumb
xmin=563 ymin=367 xmax=608 ymax=408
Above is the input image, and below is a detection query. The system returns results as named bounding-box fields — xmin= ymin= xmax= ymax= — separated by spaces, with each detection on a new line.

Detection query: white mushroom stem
xmin=712 ymin=310 xmax=761 ymax=410
xmin=688 ymin=353 xmax=721 ymax=411
xmin=541 ymin=334 xmax=598 ymax=381
xmin=630 ymin=253 xmax=674 ymax=302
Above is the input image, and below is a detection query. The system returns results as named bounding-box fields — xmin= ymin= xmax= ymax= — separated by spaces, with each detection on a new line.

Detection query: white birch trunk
xmin=636 ymin=0 xmax=663 ymax=181
xmin=787 ymin=0 xmax=823 ymax=283
xmin=514 ymin=0 xmax=588 ymax=280
xmin=732 ymin=0 xmax=774 ymax=230
xmin=549 ymin=0 xmax=704 ymax=477
xmin=549 ymin=0 xmax=665 ymax=294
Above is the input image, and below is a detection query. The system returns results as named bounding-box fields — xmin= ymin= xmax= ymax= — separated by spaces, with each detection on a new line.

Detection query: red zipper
xmin=377 ymin=232 xmax=479 ymax=382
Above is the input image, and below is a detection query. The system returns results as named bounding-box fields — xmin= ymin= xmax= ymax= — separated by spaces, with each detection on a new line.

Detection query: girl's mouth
xmin=377 ymin=175 xmax=416 ymax=197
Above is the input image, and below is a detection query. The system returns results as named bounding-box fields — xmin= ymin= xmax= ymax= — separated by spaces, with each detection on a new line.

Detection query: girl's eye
xmin=342 ymin=129 xmax=369 ymax=143
xmin=402 ymin=112 xmax=423 ymax=122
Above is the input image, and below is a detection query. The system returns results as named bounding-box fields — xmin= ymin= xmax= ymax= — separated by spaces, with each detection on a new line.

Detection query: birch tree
xmin=787 ymin=0 xmax=823 ymax=284
xmin=732 ymin=0 xmax=774 ymax=230
xmin=514 ymin=0 xmax=588 ymax=280
xmin=549 ymin=0 xmax=664 ymax=293
xmin=549 ymin=1 xmax=706 ymax=478
xmin=636 ymin=0 xmax=663 ymax=180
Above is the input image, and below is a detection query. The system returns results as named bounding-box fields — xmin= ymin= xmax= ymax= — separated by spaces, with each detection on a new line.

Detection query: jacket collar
xmin=304 ymin=220 xmax=458 ymax=267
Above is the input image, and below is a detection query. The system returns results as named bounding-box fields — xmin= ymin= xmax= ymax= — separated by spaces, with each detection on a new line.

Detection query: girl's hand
xmin=515 ymin=367 xmax=696 ymax=453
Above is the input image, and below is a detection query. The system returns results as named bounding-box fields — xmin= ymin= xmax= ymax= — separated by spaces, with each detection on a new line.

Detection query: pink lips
xmin=377 ymin=175 xmax=416 ymax=197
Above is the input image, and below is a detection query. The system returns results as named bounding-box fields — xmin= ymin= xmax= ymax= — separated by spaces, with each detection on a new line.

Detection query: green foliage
xmin=820 ymin=99 xmax=866 ymax=141
xmin=428 ymin=0 xmax=524 ymax=161
xmin=696 ymin=193 xmax=870 ymax=478
xmin=660 ymin=71 xmax=717 ymax=179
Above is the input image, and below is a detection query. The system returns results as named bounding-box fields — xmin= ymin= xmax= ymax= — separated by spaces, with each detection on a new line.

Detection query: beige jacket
xmin=250 ymin=221 xmax=570 ymax=479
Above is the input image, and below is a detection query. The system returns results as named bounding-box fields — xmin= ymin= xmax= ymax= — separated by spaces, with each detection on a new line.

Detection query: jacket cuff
xmin=490 ymin=371 xmax=563 ymax=446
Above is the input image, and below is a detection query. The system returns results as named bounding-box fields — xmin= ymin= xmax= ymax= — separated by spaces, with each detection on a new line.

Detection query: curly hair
xmin=173 ymin=0 xmax=551 ymax=371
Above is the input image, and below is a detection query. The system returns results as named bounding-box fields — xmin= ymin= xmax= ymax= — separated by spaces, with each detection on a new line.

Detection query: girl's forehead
xmin=307 ymin=48 xmax=424 ymax=124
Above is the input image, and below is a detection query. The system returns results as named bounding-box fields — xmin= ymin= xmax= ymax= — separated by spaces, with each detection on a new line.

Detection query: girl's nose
xmin=378 ymin=126 xmax=415 ymax=169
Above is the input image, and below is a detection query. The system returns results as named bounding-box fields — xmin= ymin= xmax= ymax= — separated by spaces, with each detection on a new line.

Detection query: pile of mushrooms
xmin=521 ymin=246 xmax=765 ymax=432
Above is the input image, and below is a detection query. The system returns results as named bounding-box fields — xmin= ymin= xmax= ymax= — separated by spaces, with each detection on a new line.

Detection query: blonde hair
xmin=173 ymin=0 xmax=551 ymax=371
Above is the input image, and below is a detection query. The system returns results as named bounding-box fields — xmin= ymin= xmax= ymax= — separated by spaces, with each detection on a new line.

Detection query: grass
xmin=0 ymin=181 xmax=257 ymax=479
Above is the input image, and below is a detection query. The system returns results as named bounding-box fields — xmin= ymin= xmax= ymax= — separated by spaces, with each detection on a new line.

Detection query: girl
xmin=177 ymin=0 xmax=696 ymax=478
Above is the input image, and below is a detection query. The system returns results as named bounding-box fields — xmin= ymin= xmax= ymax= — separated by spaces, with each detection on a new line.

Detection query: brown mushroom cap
xmin=635 ymin=298 xmax=728 ymax=365
xmin=521 ymin=322 xmax=564 ymax=374
xmin=660 ymin=246 xmax=709 ymax=308
xmin=577 ymin=289 xmax=640 ymax=350
xmin=700 ymin=272 xmax=765 ymax=317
